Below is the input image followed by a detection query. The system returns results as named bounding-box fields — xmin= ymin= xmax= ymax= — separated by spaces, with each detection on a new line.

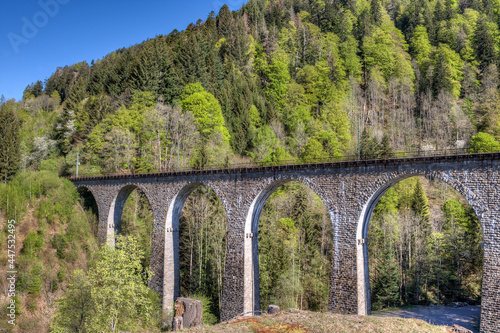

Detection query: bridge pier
xmin=480 ymin=210 xmax=500 ymax=332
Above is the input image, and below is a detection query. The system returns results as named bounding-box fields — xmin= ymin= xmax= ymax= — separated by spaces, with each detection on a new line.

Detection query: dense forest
xmin=0 ymin=0 xmax=494 ymax=331
xmin=369 ymin=177 xmax=482 ymax=311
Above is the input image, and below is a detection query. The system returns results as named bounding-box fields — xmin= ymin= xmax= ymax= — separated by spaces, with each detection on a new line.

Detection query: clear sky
xmin=0 ymin=0 xmax=245 ymax=101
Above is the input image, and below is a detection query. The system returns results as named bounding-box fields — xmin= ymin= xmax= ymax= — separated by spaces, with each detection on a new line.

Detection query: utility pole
xmin=177 ymin=140 xmax=180 ymax=170
xmin=357 ymin=116 xmax=361 ymax=160
xmin=76 ymin=152 xmax=80 ymax=177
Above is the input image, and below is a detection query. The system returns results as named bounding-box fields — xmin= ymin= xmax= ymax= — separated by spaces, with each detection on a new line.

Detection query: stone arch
xmin=162 ymin=181 xmax=228 ymax=310
xmin=106 ymin=184 xmax=154 ymax=245
xmin=356 ymin=170 xmax=486 ymax=316
xmin=243 ymin=177 xmax=330 ymax=315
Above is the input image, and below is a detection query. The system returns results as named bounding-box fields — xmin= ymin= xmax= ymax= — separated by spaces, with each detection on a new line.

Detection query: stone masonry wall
xmin=72 ymin=156 xmax=500 ymax=333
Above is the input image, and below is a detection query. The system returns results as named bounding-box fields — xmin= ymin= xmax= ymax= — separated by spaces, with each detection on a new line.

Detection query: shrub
xmin=22 ymin=231 xmax=44 ymax=257
xmin=51 ymin=234 xmax=67 ymax=259
xmin=39 ymin=158 xmax=59 ymax=173
xmin=470 ymin=132 xmax=500 ymax=153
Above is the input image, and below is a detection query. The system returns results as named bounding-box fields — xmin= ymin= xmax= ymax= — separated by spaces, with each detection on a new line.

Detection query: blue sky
xmin=0 ymin=0 xmax=245 ymax=101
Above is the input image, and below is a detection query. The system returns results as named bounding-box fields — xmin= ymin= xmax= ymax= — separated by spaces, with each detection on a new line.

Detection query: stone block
xmin=268 ymin=305 xmax=280 ymax=315
xmin=174 ymin=297 xmax=203 ymax=328
xmin=172 ymin=316 xmax=183 ymax=331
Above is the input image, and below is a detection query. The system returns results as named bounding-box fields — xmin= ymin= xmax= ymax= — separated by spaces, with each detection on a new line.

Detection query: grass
xmin=182 ymin=309 xmax=448 ymax=333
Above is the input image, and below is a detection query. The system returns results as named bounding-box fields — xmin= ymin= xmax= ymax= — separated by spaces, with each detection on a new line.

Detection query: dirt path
xmin=375 ymin=305 xmax=480 ymax=332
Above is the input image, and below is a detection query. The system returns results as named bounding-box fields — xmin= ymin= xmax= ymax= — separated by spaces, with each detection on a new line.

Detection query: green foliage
xmin=371 ymin=246 xmax=400 ymax=310
xmin=411 ymin=178 xmax=430 ymax=223
xmin=474 ymin=14 xmax=499 ymax=69
xmin=17 ymin=259 xmax=44 ymax=295
xmin=0 ymin=170 xmax=78 ymax=222
xmin=51 ymin=234 xmax=68 ymax=259
xmin=219 ymin=70 xmax=260 ymax=154
xmin=3 ymin=1 xmax=498 ymax=326
xmin=261 ymin=146 xmax=292 ymax=165
xmin=476 ymin=64 xmax=500 ymax=135
xmin=470 ymin=132 xmax=500 ymax=152
xmin=120 ymin=189 xmax=154 ymax=267
xmin=259 ymin=183 xmax=332 ymax=311
xmin=50 ymin=269 xmax=91 ymax=333
xmin=359 ymin=128 xmax=382 ymax=159
xmin=374 ymin=187 xmax=399 ymax=215
xmin=51 ymin=236 xmax=159 ymax=333
xmin=300 ymin=138 xmax=329 ymax=163
xmin=15 ymin=0 xmax=500 ymax=175
xmin=369 ymin=177 xmax=483 ymax=307
xmin=432 ymin=44 xmax=464 ymax=98
xmin=0 ymin=101 xmax=21 ymax=182
xmin=267 ymin=51 xmax=291 ymax=110
xmin=0 ymin=170 xmax=100 ymax=331
xmin=443 ymin=200 xmax=473 ymax=231
xmin=179 ymin=186 xmax=227 ymax=322
xmin=250 ymin=125 xmax=280 ymax=162
xmin=22 ymin=231 xmax=44 ymax=257
xmin=322 ymin=102 xmax=351 ymax=151
xmin=180 ymin=83 xmax=231 ymax=144
xmin=363 ymin=26 xmax=414 ymax=83
xmin=410 ymin=26 xmax=432 ymax=68
xmin=39 ymin=158 xmax=60 ymax=173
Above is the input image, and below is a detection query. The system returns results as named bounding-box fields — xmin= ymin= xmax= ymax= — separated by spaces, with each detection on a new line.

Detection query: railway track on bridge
xmin=68 ymin=150 xmax=500 ymax=181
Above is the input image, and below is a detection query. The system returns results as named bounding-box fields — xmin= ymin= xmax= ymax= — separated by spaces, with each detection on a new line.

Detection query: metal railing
xmin=68 ymin=147 xmax=500 ymax=181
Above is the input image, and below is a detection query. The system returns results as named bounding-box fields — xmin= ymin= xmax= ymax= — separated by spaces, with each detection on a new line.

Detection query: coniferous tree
xmin=371 ymin=244 xmax=400 ymax=309
xmin=129 ymin=39 xmax=176 ymax=97
xmin=219 ymin=70 xmax=253 ymax=154
xmin=474 ymin=15 xmax=498 ymax=69
xmin=32 ymin=80 xmax=44 ymax=97
xmin=411 ymin=178 xmax=430 ymax=223
xmin=360 ymin=128 xmax=381 ymax=159
xmin=380 ymin=134 xmax=393 ymax=157
xmin=65 ymin=76 xmax=89 ymax=112
xmin=0 ymin=103 xmax=21 ymax=182
xmin=370 ymin=0 xmax=382 ymax=25
xmin=217 ymin=4 xmax=233 ymax=40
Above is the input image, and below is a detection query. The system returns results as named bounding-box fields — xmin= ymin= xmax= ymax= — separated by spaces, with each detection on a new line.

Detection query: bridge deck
xmin=68 ymin=152 xmax=500 ymax=181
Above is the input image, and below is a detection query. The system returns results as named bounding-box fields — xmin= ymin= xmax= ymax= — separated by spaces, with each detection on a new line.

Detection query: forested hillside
xmin=4 ymin=0 xmax=500 ymax=176
xmin=0 ymin=0 xmax=494 ymax=331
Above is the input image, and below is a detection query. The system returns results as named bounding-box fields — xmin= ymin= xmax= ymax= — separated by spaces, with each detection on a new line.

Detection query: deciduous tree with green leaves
xmin=180 ymin=82 xmax=230 ymax=144
xmin=50 ymin=235 xmax=159 ymax=333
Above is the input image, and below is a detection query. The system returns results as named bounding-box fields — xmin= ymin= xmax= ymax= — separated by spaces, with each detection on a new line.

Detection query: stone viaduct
xmin=70 ymin=153 xmax=500 ymax=333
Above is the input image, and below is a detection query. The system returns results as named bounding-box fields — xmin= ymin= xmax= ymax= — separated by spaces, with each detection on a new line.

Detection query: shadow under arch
xmin=76 ymin=186 xmax=99 ymax=237
xmin=356 ymin=173 xmax=485 ymax=316
xmin=162 ymin=182 xmax=228 ymax=311
xmin=243 ymin=178 xmax=331 ymax=316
